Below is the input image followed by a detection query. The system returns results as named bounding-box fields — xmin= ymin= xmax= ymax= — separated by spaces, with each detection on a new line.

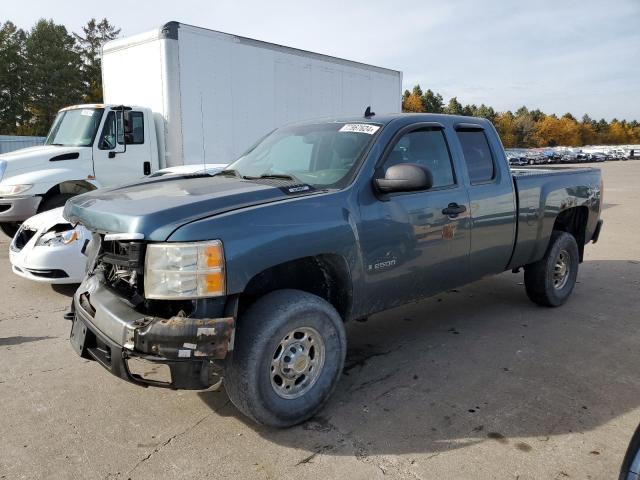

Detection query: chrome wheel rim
xmin=270 ymin=326 xmax=325 ymax=399
xmin=553 ymin=250 xmax=570 ymax=289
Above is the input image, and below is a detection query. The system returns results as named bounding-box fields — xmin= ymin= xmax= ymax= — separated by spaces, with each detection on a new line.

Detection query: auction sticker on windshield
xmin=81 ymin=109 xmax=95 ymax=116
xmin=339 ymin=124 xmax=380 ymax=135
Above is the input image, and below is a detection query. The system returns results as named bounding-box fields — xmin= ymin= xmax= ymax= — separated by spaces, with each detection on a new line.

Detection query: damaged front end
xmin=70 ymin=236 xmax=236 ymax=390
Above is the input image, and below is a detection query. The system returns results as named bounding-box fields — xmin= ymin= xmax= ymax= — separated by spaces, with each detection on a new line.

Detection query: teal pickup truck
xmin=64 ymin=113 xmax=603 ymax=427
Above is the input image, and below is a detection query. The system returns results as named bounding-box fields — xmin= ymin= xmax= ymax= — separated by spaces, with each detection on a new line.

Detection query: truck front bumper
xmin=70 ymin=274 xmax=234 ymax=390
xmin=0 ymin=195 xmax=42 ymax=222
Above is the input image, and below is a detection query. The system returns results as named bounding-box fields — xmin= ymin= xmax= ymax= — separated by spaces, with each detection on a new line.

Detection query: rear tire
xmin=0 ymin=222 xmax=20 ymax=238
xmin=38 ymin=193 xmax=74 ymax=213
xmin=224 ymin=289 xmax=346 ymax=428
xmin=524 ymin=231 xmax=579 ymax=307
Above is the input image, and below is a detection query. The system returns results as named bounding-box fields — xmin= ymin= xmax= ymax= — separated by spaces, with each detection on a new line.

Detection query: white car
xmin=9 ymin=164 xmax=226 ymax=284
xmin=10 ymin=207 xmax=92 ymax=284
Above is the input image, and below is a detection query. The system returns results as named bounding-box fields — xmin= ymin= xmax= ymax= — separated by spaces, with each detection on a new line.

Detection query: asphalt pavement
xmin=0 ymin=161 xmax=638 ymax=479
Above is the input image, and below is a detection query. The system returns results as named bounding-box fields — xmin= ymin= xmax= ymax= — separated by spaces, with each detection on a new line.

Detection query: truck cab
xmin=0 ymin=104 xmax=158 ymax=237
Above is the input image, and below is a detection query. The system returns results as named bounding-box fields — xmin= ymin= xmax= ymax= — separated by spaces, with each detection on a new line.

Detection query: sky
xmin=4 ymin=0 xmax=640 ymax=120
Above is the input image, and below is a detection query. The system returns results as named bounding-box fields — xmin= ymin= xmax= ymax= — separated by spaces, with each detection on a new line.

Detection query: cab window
xmin=383 ymin=128 xmax=455 ymax=188
xmin=456 ymin=130 xmax=495 ymax=184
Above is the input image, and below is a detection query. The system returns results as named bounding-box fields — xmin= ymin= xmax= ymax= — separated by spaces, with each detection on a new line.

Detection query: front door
xmin=358 ymin=126 xmax=471 ymax=314
xmin=92 ymin=109 xmax=152 ymax=186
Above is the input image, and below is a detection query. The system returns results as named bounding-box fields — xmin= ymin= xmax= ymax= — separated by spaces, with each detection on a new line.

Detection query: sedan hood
xmin=63 ymin=175 xmax=315 ymax=240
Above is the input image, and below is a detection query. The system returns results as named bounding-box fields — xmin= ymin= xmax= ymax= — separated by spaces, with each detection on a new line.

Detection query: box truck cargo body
xmin=0 ymin=21 xmax=401 ymax=237
xmin=102 ymin=22 xmax=402 ymax=168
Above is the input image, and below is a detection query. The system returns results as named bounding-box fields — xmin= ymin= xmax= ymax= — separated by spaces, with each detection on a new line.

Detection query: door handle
xmin=442 ymin=203 xmax=467 ymax=217
xmin=143 ymin=161 xmax=151 ymax=176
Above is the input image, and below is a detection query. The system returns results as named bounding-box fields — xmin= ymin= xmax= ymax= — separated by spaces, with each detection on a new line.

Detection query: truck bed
xmin=511 ymin=166 xmax=600 ymax=177
xmin=508 ymin=166 xmax=602 ymax=269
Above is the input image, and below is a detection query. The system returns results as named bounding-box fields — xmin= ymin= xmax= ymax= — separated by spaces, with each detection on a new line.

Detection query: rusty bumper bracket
xmin=134 ymin=315 xmax=235 ymax=360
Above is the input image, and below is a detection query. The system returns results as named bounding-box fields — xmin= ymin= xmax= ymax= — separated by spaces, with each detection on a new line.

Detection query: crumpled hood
xmin=63 ymin=175 xmax=313 ymax=240
xmin=21 ymin=206 xmax=68 ymax=230
xmin=0 ymin=145 xmax=88 ymax=179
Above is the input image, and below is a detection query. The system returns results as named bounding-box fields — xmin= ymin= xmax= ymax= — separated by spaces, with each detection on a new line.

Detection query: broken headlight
xmin=35 ymin=228 xmax=79 ymax=247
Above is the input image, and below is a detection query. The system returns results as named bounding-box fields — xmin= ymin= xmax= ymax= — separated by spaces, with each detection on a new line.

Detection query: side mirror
xmin=375 ymin=163 xmax=433 ymax=193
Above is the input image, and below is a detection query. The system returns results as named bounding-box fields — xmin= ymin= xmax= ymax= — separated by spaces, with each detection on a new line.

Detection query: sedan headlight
xmin=0 ymin=184 xmax=33 ymax=196
xmin=144 ymin=240 xmax=225 ymax=299
xmin=35 ymin=229 xmax=80 ymax=247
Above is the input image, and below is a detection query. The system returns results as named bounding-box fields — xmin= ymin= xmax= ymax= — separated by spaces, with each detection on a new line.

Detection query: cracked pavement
xmin=1 ymin=161 xmax=639 ymax=479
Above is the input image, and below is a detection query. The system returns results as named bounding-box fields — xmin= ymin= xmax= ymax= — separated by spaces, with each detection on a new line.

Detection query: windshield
xmin=45 ymin=108 xmax=104 ymax=147
xmin=225 ymin=122 xmax=381 ymax=189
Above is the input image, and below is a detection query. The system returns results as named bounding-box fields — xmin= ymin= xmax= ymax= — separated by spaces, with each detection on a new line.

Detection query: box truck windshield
xmin=45 ymin=108 xmax=104 ymax=147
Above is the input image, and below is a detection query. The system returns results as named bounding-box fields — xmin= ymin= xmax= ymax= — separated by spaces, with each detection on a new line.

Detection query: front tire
xmin=0 ymin=222 xmax=20 ymax=238
xmin=524 ymin=231 xmax=579 ymax=307
xmin=38 ymin=193 xmax=74 ymax=213
xmin=224 ymin=289 xmax=347 ymax=428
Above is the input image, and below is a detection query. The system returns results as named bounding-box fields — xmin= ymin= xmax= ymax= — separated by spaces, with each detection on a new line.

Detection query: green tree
xmin=25 ymin=19 xmax=84 ymax=135
xmin=421 ymin=89 xmax=444 ymax=113
xmin=444 ymin=96 xmax=464 ymax=115
xmin=0 ymin=21 xmax=29 ymax=134
xmin=73 ymin=18 xmax=120 ymax=102
xmin=475 ymin=104 xmax=496 ymax=122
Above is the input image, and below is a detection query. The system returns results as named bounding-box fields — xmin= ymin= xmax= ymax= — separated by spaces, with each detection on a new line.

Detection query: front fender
xmin=167 ymin=191 xmax=363 ymax=297
xmin=3 ymin=168 xmax=102 ymax=195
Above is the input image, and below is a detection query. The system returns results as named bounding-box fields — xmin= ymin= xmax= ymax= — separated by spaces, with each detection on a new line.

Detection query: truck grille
xmin=96 ymin=239 xmax=145 ymax=303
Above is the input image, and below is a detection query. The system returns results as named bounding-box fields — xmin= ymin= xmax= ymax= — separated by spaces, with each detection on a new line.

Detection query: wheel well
xmin=239 ymin=255 xmax=352 ymax=321
xmin=552 ymin=206 xmax=588 ymax=261
xmin=42 ymin=181 xmax=96 ymax=202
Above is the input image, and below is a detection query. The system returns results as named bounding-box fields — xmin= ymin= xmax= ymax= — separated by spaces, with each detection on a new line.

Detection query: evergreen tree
xmin=421 ymin=89 xmax=444 ymax=113
xmin=444 ymin=97 xmax=464 ymax=115
xmin=24 ymin=19 xmax=85 ymax=135
xmin=0 ymin=21 xmax=29 ymax=134
xmin=73 ymin=18 xmax=120 ymax=102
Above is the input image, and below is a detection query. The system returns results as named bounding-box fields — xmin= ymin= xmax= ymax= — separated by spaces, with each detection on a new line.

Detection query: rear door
xmin=93 ymin=109 xmax=152 ymax=186
xmin=453 ymin=124 xmax=517 ymax=279
xmin=358 ymin=124 xmax=472 ymax=312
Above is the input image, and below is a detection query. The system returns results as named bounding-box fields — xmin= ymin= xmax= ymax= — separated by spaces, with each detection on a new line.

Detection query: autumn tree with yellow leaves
xmin=402 ymin=84 xmax=640 ymax=147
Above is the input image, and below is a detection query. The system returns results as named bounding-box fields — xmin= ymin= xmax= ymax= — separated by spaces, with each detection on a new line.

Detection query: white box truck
xmin=0 ymin=21 xmax=401 ymax=237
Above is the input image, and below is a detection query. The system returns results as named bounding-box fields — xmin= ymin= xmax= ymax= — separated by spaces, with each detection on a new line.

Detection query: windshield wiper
xmin=243 ymin=173 xmax=298 ymax=181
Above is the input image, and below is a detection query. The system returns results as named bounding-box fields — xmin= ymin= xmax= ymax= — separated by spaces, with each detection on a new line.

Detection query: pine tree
xmin=421 ymin=89 xmax=444 ymax=113
xmin=0 ymin=21 xmax=29 ymax=134
xmin=25 ymin=19 xmax=85 ymax=135
xmin=73 ymin=18 xmax=120 ymax=102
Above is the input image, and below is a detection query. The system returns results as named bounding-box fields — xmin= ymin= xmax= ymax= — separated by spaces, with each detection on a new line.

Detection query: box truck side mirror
xmin=108 ymin=106 xmax=132 ymax=158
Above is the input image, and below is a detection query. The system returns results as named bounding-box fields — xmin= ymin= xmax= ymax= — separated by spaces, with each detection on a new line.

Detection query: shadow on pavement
xmin=198 ymin=259 xmax=640 ymax=458
xmin=0 ymin=335 xmax=55 ymax=346
xmin=51 ymin=284 xmax=80 ymax=297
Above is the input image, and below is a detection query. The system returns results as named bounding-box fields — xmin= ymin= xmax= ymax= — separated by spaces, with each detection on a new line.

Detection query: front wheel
xmin=224 ymin=289 xmax=346 ymax=428
xmin=524 ymin=231 xmax=579 ymax=307
xmin=0 ymin=222 xmax=20 ymax=238
xmin=38 ymin=193 xmax=74 ymax=213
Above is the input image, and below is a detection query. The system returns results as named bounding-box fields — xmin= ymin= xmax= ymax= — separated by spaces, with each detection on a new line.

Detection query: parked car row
xmin=506 ymin=146 xmax=637 ymax=166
